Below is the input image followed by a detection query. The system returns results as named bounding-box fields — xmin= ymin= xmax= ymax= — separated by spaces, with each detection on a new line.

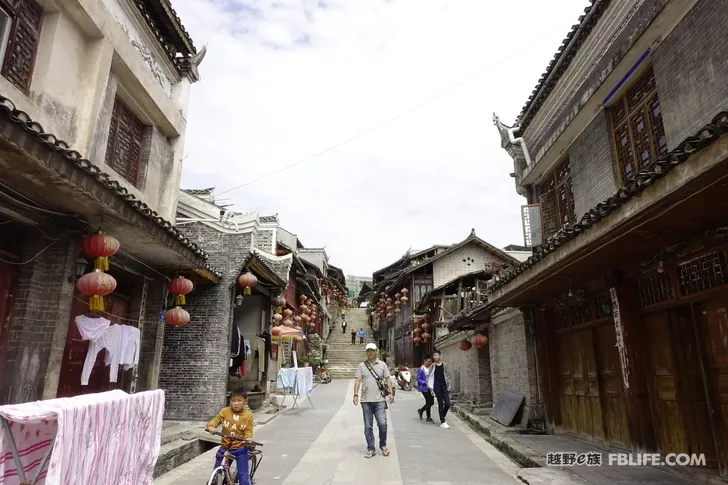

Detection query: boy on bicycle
xmin=206 ymin=388 xmax=254 ymax=485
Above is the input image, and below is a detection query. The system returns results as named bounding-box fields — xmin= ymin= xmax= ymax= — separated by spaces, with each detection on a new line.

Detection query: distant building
xmin=345 ymin=275 xmax=373 ymax=299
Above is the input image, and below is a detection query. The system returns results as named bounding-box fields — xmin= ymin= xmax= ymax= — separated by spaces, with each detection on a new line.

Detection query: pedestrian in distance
xmin=353 ymin=343 xmax=394 ymax=458
xmin=206 ymin=388 xmax=254 ymax=485
xmin=342 ymin=319 xmax=347 ymax=334
xmin=358 ymin=328 xmax=365 ymax=344
xmin=427 ymin=350 xmax=452 ymax=429
xmin=351 ymin=329 xmax=357 ymax=345
xmin=417 ymin=356 xmax=435 ymax=423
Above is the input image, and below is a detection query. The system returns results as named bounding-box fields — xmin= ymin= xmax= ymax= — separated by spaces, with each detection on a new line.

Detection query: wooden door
xmin=0 ymin=261 xmax=18 ymax=377
xmin=56 ymin=292 xmax=129 ymax=398
xmin=594 ymin=322 xmax=631 ymax=448
xmin=697 ymin=298 xmax=728 ymax=468
xmin=645 ymin=311 xmax=715 ymax=464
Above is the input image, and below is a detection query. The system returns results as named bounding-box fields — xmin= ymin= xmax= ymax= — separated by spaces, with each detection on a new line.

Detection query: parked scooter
xmin=320 ymin=362 xmax=331 ymax=384
xmin=397 ymin=365 xmax=412 ymax=391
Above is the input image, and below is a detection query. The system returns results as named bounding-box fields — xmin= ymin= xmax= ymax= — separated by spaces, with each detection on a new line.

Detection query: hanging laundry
xmin=82 ymin=325 xmax=124 ymax=385
xmin=104 ymin=325 xmax=140 ymax=371
xmin=256 ymin=337 xmax=266 ymax=373
xmin=230 ymin=328 xmax=244 ymax=376
xmin=75 ymin=315 xmax=110 ymax=340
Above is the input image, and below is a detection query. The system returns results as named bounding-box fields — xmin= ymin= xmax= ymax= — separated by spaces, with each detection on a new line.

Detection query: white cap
xmin=365 ymin=343 xmax=377 ymax=351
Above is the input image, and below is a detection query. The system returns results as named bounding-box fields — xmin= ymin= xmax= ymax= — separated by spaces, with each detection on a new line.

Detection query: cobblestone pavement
xmin=155 ymin=379 xmax=523 ymax=484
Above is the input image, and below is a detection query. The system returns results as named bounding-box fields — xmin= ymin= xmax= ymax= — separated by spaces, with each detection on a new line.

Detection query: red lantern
xmin=299 ymin=295 xmax=306 ymax=302
xmin=413 ymin=336 xmax=422 ymax=345
xmin=283 ymin=319 xmax=293 ymax=327
xmin=294 ymin=335 xmax=303 ymax=343
xmin=394 ymin=300 xmax=401 ymax=306
xmin=271 ymin=326 xmax=282 ymax=337
xmin=394 ymin=308 xmax=401 ymax=314
xmin=283 ymin=309 xmax=293 ymax=317
xmin=76 ymin=270 xmax=117 ymax=311
xmin=421 ymin=322 xmax=431 ymax=331
xmin=474 ymin=334 xmax=489 ymax=348
xmin=395 ymin=293 xmax=401 ymax=299
xmin=165 ymin=307 xmax=190 ymax=327
xmin=414 ymin=318 xmax=422 ymax=325
xmin=306 ymin=299 xmax=313 ymax=306
xmin=414 ymin=327 xmax=422 ymax=335
xmin=237 ymin=272 xmax=258 ymax=295
xmin=423 ymin=314 xmax=430 ymax=321
xmin=458 ymin=339 xmax=472 ymax=351
xmin=168 ymin=276 xmax=194 ymax=306
xmin=273 ymin=313 xmax=283 ymax=323
xmin=294 ymin=315 xmax=302 ymax=324
xmin=273 ymin=295 xmax=286 ymax=312
xmin=401 ymin=288 xmax=408 ymax=294
xmin=299 ymin=305 xmax=308 ymax=313
xmin=401 ymin=296 xmax=408 ymax=304
xmin=81 ymin=231 xmax=120 ymax=271
xmin=422 ymin=332 xmax=431 ymax=342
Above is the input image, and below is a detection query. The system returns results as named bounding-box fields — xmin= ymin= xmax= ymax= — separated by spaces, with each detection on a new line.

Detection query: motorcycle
xmin=397 ymin=366 xmax=412 ymax=391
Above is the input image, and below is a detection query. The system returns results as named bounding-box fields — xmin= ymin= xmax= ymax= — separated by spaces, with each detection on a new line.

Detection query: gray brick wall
xmin=568 ymin=111 xmax=617 ymax=219
xmin=0 ymin=234 xmax=79 ymax=404
xmin=253 ymin=229 xmax=274 ymax=253
xmin=158 ymin=223 xmax=253 ymax=419
xmin=653 ymin=0 xmax=728 ymax=147
xmin=438 ymin=336 xmax=493 ymax=405
xmin=136 ymin=279 xmax=168 ymax=392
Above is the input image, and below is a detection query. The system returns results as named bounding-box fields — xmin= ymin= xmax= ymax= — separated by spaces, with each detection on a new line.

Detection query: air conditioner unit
xmin=521 ymin=204 xmax=543 ymax=248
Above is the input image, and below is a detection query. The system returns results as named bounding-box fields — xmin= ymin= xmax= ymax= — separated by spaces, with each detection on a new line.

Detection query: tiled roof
xmin=183 ymin=187 xmax=215 ymax=196
xmin=135 ymin=0 xmax=197 ymax=74
xmin=491 ymin=111 xmax=728 ymax=293
xmin=259 ymin=215 xmax=278 ymax=223
xmin=516 ymin=0 xmax=610 ymax=132
xmin=0 ymin=94 xmax=223 ymax=279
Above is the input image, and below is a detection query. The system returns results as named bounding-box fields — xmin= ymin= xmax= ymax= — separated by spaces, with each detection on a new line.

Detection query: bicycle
xmin=206 ymin=431 xmax=263 ymax=485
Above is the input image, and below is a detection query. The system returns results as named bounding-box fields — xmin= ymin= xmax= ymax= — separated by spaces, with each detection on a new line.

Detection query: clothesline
xmin=71 ymin=294 xmax=139 ymax=323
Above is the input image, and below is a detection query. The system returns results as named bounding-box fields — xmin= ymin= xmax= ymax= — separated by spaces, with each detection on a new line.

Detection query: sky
xmin=173 ymin=0 xmax=591 ymax=277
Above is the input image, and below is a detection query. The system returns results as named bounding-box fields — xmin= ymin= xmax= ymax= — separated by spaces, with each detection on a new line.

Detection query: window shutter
xmin=2 ymin=0 xmax=43 ymax=93
xmin=105 ymin=97 xmax=144 ymax=186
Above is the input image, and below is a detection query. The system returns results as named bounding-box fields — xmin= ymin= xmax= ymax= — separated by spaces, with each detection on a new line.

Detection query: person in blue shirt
xmin=416 ymin=356 xmax=434 ymax=423
xmin=357 ymin=328 xmax=366 ymax=344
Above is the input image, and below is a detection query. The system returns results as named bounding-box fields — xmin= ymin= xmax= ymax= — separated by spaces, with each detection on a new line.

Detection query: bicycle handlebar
xmin=208 ymin=430 xmax=263 ymax=447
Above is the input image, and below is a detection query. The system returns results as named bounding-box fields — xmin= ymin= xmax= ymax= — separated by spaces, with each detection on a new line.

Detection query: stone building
xmin=491 ymin=0 xmax=728 ymax=478
xmin=0 ymin=0 xmax=214 ymax=405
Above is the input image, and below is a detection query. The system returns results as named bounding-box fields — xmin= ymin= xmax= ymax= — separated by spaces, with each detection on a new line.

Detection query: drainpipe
xmin=519 ymin=0 xmax=605 ymax=126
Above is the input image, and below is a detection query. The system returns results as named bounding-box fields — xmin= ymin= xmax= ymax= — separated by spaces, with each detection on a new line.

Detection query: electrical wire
xmin=214 ymin=25 xmax=568 ymax=197
xmin=0 ymin=239 xmax=59 ymax=265
xmin=70 ymin=294 xmax=140 ymax=323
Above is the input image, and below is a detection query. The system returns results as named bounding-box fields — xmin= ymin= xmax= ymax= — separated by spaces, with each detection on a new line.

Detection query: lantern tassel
xmin=244 ymin=287 xmax=251 ymax=295
xmin=94 ymin=256 xmax=109 ymax=272
xmin=175 ymin=294 xmax=186 ymax=306
xmin=89 ymin=295 xmax=105 ymax=312
xmin=275 ymin=307 xmax=282 ymax=314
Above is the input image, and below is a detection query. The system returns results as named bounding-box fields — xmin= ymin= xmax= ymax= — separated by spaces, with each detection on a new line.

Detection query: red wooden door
xmin=56 ymin=292 xmax=129 ymax=398
xmin=0 ymin=261 xmax=18 ymax=377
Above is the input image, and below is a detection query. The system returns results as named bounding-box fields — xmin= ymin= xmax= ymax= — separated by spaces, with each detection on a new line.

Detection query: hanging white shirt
xmin=75 ymin=315 xmax=111 ymax=340
xmin=105 ymin=325 xmax=140 ymax=370
xmin=82 ymin=325 xmax=124 ymax=385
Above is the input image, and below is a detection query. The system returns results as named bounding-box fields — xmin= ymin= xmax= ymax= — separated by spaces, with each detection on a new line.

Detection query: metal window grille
xmin=677 ymin=252 xmax=728 ymax=296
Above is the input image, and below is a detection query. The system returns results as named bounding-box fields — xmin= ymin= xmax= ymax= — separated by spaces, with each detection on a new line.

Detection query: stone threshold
xmin=451 ymin=402 xmax=724 ymax=485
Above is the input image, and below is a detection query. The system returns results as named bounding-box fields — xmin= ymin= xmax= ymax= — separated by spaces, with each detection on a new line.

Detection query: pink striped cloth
xmin=0 ymin=389 xmax=164 ymax=485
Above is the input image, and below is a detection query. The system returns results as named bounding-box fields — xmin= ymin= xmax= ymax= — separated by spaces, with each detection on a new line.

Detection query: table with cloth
xmin=276 ymin=367 xmax=314 ymax=411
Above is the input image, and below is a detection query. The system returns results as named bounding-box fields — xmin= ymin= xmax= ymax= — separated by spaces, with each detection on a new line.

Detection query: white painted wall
xmin=432 ymin=244 xmax=501 ymax=288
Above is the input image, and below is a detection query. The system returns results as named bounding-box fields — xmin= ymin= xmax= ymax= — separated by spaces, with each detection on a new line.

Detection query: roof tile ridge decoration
xmin=133 ymin=0 xmax=196 ymax=74
xmin=0 ymin=94 xmax=223 ymax=279
xmin=183 ymin=187 xmax=215 ymax=196
xmin=490 ymin=111 xmax=728 ymax=292
xmin=241 ymin=251 xmax=287 ymax=285
xmin=516 ymin=0 xmax=610 ymax=132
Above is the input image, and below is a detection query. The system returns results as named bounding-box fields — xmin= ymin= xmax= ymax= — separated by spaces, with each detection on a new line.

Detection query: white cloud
xmin=173 ymin=0 xmax=590 ymax=276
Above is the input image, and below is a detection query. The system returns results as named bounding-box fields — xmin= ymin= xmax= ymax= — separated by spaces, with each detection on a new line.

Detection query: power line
xmin=215 ymin=26 xmax=566 ymax=197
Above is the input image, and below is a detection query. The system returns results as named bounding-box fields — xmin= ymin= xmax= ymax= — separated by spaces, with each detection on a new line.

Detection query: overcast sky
xmin=174 ymin=0 xmax=589 ymax=277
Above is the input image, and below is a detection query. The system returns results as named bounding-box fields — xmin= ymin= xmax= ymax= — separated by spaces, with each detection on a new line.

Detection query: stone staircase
xmin=326 ymin=308 xmax=375 ymax=379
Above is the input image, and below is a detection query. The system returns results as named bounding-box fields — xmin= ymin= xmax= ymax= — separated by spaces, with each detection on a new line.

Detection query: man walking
xmin=427 ymin=350 xmax=452 ymax=429
xmin=351 ymin=329 xmax=356 ymax=345
xmin=342 ymin=319 xmax=347 ymax=334
xmin=358 ymin=328 xmax=366 ymax=344
xmin=354 ymin=343 xmax=393 ymax=458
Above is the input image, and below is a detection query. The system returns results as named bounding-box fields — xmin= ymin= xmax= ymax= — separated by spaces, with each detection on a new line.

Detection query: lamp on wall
xmin=235 ymin=294 xmax=244 ymax=308
xmin=69 ymin=257 xmax=89 ymax=282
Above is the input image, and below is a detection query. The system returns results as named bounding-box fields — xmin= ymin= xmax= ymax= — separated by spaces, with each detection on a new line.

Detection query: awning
xmin=0 ymin=94 xmax=221 ymax=281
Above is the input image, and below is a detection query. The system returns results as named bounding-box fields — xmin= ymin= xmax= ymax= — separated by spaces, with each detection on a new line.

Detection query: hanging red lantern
xmin=299 ymin=305 xmax=308 ymax=313
xmin=271 ymin=326 xmax=282 ymax=337
xmin=401 ymin=288 xmax=408 ymax=294
xmin=283 ymin=309 xmax=293 ymax=317
xmin=401 ymin=296 xmax=408 ymax=304
xmin=273 ymin=295 xmax=286 ymax=313
xmin=283 ymin=319 xmax=293 ymax=327
xmin=387 ymin=313 xmax=394 ymax=318
xmin=81 ymin=231 xmax=120 ymax=272
xmin=414 ymin=327 xmax=422 ymax=335
xmin=294 ymin=315 xmax=302 ymax=324
xmin=76 ymin=270 xmax=117 ymax=311
xmin=165 ymin=307 xmax=190 ymax=327
xmin=423 ymin=314 xmax=430 ymax=321
xmin=168 ymin=276 xmax=194 ymax=306
xmin=394 ymin=308 xmax=401 ymax=314
xmin=458 ymin=339 xmax=472 ymax=351
xmin=306 ymin=299 xmax=313 ymax=306
xmin=237 ymin=272 xmax=258 ymax=295
xmin=394 ymin=300 xmax=401 ymax=306
xmin=413 ymin=336 xmax=422 ymax=345
xmin=395 ymin=293 xmax=401 ymax=299
xmin=422 ymin=332 xmax=431 ymax=342
xmin=299 ymin=295 xmax=306 ymax=302
xmin=273 ymin=313 xmax=283 ymax=323
xmin=421 ymin=322 xmax=431 ymax=331
xmin=474 ymin=334 xmax=489 ymax=348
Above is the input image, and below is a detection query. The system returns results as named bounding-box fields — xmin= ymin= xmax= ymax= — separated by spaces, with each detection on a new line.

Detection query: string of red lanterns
xmin=76 ymin=231 xmax=120 ymax=312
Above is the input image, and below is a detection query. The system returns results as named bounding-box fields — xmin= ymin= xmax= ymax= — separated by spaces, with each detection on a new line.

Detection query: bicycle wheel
xmin=207 ymin=467 xmax=226 ymax=485
xmin=228 ymin=460 xmax=239 ymax=485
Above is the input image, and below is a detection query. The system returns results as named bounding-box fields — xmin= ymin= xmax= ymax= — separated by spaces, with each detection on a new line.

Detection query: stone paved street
xmin=155 ymin=379 xmax=523 ymax=485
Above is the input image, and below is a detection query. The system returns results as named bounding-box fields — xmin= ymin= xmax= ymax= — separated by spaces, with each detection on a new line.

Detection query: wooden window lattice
xmin=609 ymin=68 xmax=668 ymax=185
xmin=105 ymin=97 xmax=145 ymax=187
xmin=571 ymin=301 xmax=593 ymax=326
xmin=677 ymin=252 xmax=728 ymax=296
xmin=1 ymin=0 xmax=43 ymax=93
xmin=538 ymin=160 xmax=576 ymax=238
xmin=594 ymin=292 xmax=613 ymax=319
xmin=637 ymin=272 xmax=674 ymax=307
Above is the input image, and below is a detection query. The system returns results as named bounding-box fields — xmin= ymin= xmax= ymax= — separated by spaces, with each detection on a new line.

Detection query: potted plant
xmin=299 ymin=355 xmax=311 ymax=367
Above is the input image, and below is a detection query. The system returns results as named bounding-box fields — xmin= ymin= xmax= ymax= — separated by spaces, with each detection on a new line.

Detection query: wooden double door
xmin=644 ymin=300 xmax=728 ymax=469
xmin=556 ymin=321 xmax=631 ymax=448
